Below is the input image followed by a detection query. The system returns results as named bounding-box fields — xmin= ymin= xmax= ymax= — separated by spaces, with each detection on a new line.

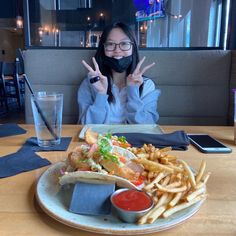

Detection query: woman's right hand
xmin=82 ymin=57 xmax=108 ymax=94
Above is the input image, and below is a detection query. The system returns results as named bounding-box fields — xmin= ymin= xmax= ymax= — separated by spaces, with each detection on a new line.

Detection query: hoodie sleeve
xmin=126 ymin=79 xmax=161 ymax=124
xmin=77 ymin=77 xmax=110 ymax=124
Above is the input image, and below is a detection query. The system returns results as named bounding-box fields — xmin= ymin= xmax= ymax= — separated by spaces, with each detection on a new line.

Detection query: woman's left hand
xmin=127 ymin=56 xmax=155 ymax=86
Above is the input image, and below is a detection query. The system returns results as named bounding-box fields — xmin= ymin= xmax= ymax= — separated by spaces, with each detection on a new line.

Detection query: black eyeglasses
xmin=104 ymin=41 xmax=133 ymax=51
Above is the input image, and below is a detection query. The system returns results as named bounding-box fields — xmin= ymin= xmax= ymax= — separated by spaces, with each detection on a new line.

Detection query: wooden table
xmin=0 ymin=125 xmax=236 ymax=236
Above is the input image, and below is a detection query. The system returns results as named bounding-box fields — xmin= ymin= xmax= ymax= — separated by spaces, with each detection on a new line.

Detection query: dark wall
xmin=0 ymin=0 xmax=23 ymax=18
xmin=0 ymin=0 xmax=16 ymax=18
xmin=111 ymin=0 xmax=136 ymax=25
xmin=229 ymin=0 xmax=236 ymax=49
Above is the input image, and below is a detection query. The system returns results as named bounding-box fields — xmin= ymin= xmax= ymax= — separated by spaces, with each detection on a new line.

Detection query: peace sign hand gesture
xmin=127 ymin=56 xmax=155 ymax=86
xmin=82 ymin=57 xmax=108 ymax=94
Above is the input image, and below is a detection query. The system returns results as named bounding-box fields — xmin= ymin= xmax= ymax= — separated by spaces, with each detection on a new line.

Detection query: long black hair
xmin=95 ymin=22 xmax=142 ymax=103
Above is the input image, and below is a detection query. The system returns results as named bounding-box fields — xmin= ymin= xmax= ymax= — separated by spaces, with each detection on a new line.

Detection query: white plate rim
xmin=78 ymin=124 xmax=164 ymax=139
xmin=36 ymin=162 xmax=205 ymax=235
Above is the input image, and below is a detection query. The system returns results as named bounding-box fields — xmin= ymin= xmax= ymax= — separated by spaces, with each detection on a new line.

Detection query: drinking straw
xmin=24 ymin=75 xmax=58 ymax=140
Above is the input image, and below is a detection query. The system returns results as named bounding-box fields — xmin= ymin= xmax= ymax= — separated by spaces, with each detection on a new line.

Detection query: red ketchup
xmin=112 ymin=189 xmax=152 ymax=211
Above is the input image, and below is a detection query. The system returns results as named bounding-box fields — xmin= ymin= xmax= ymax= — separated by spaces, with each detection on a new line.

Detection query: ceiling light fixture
xmin=16 ymin=15 xmax=23 ymax=28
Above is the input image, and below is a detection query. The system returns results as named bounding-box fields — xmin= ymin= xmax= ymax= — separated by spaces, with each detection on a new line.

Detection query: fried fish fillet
xmin=85 ymin=128 xmax=99 ymax=145
xmin=100 ymin=159 xmax=136 ymax=180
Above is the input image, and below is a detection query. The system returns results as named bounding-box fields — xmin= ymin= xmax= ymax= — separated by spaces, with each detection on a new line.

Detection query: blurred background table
xmin=0 ymin=125 xmax=235 ymax=236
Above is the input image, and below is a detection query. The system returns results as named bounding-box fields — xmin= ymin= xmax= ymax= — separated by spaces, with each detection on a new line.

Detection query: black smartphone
xmin=188 ymin=134 xmax=232 ymax=153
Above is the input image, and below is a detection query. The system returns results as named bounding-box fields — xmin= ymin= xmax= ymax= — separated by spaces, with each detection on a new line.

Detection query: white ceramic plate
xmin=36 ymin=162 xmax=205 ymax=235
xmin=79 ymin=124 xmax=164 ymax=139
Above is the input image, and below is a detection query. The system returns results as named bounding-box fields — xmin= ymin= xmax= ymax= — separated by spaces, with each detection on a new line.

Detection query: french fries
xmin=195 ymin=160 xmax=206 ymax=183
xmin=128 ymin=144 xmax=210 ymax=225
xmin=163 ymin=194 xmax=207 ymax=218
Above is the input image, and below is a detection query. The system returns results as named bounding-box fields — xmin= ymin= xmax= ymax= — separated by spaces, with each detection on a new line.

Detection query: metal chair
xmin=0 ymin=62 xmax=8 ymax=113
xmin=2 ymin=59 xmax=25 ymax=110
xmin=16 ymin=48 xmax=25 ymax=75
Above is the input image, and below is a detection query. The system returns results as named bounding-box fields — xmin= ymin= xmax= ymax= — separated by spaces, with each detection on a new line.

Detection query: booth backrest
xmin=24 ymin=49 xmax=236 ymax=125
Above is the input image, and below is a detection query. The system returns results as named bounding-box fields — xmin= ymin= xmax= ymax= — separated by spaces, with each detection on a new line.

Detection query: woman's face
xmin=104 ymin=28 xmax=133 ymax=58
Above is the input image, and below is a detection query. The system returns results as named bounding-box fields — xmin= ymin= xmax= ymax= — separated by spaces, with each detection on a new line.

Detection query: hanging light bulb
xmin=16 ymin=15 xmax=23 ymax=28
xmin=16 ymin=0 xmax=23 ymax=28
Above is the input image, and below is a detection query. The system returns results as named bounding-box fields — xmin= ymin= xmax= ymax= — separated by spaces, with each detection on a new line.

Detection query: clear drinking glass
xmin=31 ymin=92 xmax=63 ymax=147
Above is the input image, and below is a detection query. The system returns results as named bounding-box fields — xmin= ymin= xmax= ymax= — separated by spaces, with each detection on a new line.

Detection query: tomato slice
xmin=112 ymin=141 xmax=120 ymax=146
xmin=120 ymin=142 xmax=131 ymax=148
xmin=112 ymin=140 xmax=131 ymax=149
xmin=131 ymin=175 xmax=144 ymax=186
xmin=119 ymin=155 xmax=127 ymax=164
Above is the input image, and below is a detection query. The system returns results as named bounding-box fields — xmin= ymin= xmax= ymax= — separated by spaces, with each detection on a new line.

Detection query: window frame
xmin=23 ymin=0 xmax=231 ymax=50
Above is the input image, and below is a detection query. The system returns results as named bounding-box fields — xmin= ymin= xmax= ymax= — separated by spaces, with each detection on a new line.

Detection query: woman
xmin=78 ymin=22 xmax=160 ymax=124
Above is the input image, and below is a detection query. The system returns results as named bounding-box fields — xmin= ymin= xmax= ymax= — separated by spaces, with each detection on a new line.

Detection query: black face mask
xmin=104 ymin=55 xmax=132 ymax=73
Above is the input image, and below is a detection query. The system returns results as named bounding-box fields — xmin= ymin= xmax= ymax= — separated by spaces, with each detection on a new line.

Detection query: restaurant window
xmin=24 ymin=0 xmax=226 ymax=48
